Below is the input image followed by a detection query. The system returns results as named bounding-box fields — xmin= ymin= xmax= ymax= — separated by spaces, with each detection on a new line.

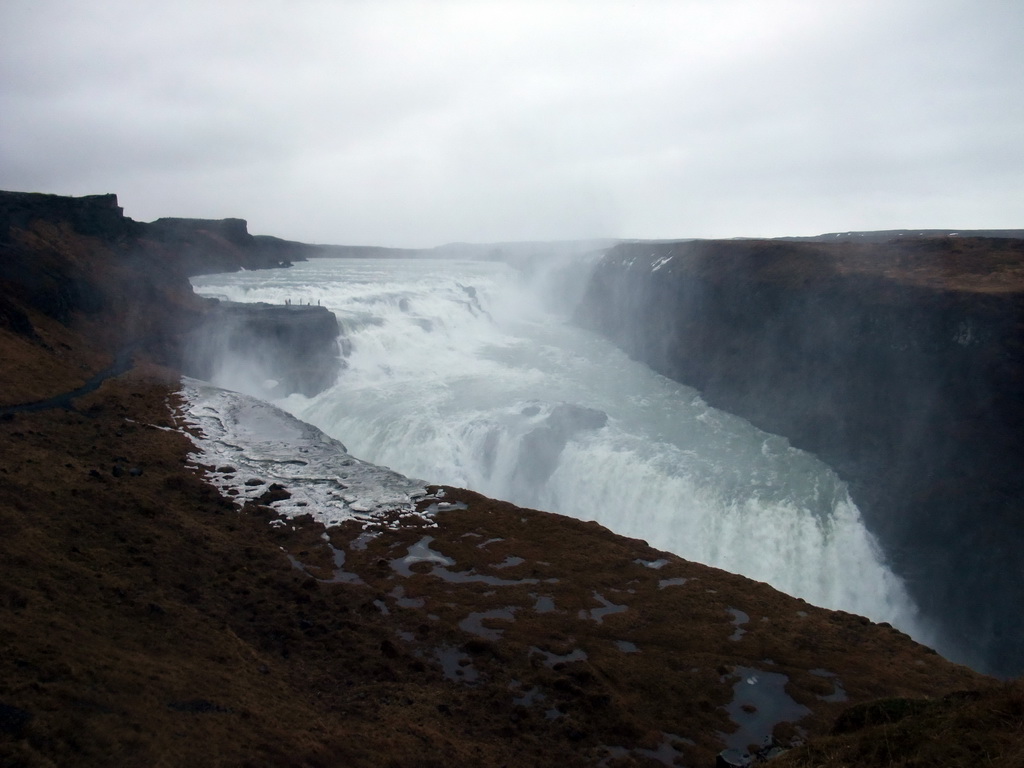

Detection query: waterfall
xmin=191 ymin=256 xmax=929 ymax=641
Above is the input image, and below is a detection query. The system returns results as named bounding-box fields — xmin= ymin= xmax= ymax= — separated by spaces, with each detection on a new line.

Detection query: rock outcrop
xmin=144 ymin=216 xmax=320 ymax=274
xmin=574 ymin=236 xmax=1024 ymax=678
xmin=185 ymin=301 xmax=342 ymax=398
xmin=0 ymin=191 xmax=135 ymax=243
xmin=0 ymin=190 xmax=339 ymax=398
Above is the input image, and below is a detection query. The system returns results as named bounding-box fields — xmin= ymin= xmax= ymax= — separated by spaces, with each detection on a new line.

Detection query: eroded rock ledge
xmin=574 ymin=236 xmax=1024 ymax=678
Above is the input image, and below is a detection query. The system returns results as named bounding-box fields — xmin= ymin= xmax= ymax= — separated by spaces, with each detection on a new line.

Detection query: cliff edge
xmin=0 ymin=190 xmax=339 ymax=398
xmin=575 ymin=236 xmax=1024 ymax=678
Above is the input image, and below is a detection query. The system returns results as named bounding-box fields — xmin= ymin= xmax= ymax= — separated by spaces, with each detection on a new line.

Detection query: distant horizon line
xmin=4 ymin=188 xmax=1022 ymax=251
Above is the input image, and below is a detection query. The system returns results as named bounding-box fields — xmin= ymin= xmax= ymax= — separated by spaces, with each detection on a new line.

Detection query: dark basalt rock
xmin=575 ymin=236 xmax=1024 ymax=678
xmin=0 ymin=190 xmax=134 ymax=243
xmin=258 ymin=483 xmax=292 ymax=505
xmin=183 ymin=301 xmax=342 ymax=398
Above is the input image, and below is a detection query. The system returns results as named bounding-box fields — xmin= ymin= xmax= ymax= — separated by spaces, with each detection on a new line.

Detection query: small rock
xmin=258 ymin=485 xmax=291 ymax=504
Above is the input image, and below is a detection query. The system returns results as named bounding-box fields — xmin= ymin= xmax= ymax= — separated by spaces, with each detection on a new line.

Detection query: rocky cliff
xmin=574 ymin=236 xmax=1024 ymax=679
xmin=0 ymin=190 xmax=339 ymax=397
xmin=186 ymin=301 xmax=342 ymax=398
xmin=0 ymin=191 xmax=133 ymax=242
xmin=145 ymin=215 xmax=322 ymax=274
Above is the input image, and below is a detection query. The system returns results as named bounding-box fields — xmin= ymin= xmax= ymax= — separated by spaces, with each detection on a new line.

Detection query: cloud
xmin=2 ymin=0 xmax=1022 ymax=245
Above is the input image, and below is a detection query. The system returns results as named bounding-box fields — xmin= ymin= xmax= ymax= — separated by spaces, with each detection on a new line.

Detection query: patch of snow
xmin=635 ymin=558 xmax=670 ymax=569
xmin=179 ymin=377 xmax=431 ymax=528
xmin=651 ymin=255 xmax=674 ymax=272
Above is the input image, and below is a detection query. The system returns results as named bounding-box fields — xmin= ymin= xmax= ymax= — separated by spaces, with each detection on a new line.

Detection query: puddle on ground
xmin=321 ymin=534 xmax=364 ymax=584
xmin=391 ymin=536 xmax=454 ymax=576
xmin=615 ymin=640 xmax=640 ymax=653
xmin=509 ymin=682 xmax=545 ymax=707
xmin=600 ymin=732 xmax=694 ymax=767
xmin=389 ymin=585 xmax=425 ymax=608
xmin=728 ymin=608 xmax=749 ymax=641
xmin=658 ymin=577 xmax=688 ymax=589
xmin=532 ymin=595 xmax=556 ymax=613
xmin=436 ymin=645 xmax=478 ymax=684
xmin=459 ymin=607 xmax=517 ymax=641
xmin=349 ymin=531 xmax=377 ymax=551
xmin=492 ymin=555 xmax=526 ymax=569
xmin=285 ymin=536 xmax=364 ymax=585
xmin=720 ymin=666 xmax=811 ymax=757
xmin=530 ymin=646 xmax=588 ymax=668
xmin=579 ymin=591 xmax=628 ymax=624
xmin=635 ymin=558 xmax=669 ymax=569
xmin=391 ymin=536 xmax=539 ymax=585
xmin=436 ymin=568 xmax=538 ymax=586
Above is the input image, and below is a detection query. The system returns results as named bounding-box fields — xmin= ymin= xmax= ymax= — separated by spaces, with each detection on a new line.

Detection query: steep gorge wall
xmin=575 ymin=237 xmax=1024 ymax=677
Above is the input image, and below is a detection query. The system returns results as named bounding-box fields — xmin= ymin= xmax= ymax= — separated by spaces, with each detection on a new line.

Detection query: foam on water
xmin=191 ymin=258 xmax=930 ymax=641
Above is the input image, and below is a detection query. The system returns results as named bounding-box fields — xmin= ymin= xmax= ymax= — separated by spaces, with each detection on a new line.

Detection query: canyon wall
xmin=575 ymin=236 xmax=1024 ymax=678
xmin=0 ymin=191 xmax=340 ymax=398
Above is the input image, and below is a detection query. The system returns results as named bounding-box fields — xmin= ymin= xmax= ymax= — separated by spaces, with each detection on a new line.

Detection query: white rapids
xmin=190 ymin=256 xmax=930 ymax=641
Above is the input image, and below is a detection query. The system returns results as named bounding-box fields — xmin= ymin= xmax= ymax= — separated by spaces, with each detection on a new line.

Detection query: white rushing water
xmin=191 ymin=257 xmax=927 ymax=638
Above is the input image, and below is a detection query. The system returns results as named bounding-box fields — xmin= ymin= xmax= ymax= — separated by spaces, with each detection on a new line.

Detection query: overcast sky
xmin=2 ymin=1 xmax=1022 ymax=247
